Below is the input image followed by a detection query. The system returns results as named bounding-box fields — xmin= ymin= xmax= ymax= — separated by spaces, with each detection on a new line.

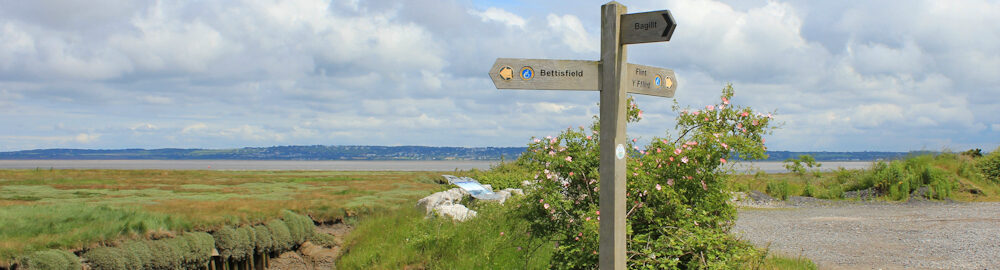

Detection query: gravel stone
xmin=733 ymin=201 xmax=1000 ymax=269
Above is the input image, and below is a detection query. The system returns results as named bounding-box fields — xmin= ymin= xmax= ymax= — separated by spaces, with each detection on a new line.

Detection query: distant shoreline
xmin=0 ymin=159 xmax=874 ymax=173
xmin=0 ymin=146 xmax=928 ymax=162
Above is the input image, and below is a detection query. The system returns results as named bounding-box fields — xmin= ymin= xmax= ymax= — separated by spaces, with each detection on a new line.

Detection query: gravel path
xmin=732 ymin=201 xmax=1000 ymax=270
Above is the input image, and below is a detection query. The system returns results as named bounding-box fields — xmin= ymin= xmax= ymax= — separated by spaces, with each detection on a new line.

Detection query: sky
xmin=0 ymin=0 xmax=998 ymax=152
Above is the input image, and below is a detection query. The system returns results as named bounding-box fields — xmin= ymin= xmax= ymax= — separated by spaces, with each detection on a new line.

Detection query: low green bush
xmin=266 ymin=220 xmax=293 ymax=253
xmin=252 ymin=225 xmax=274 ymax=253
xmin=309 ymin=232 xmax=339 ymax=248
xmin=146 ymin=238 xmax=182 ymax=270
xmin=233 ymin=226 xmax=255 ymax=260
xmin=927 ymin=167 xmax=955 ymax=199
xmin=18 ymin=249 xmax=80 ymax=270
xmin=766 ymin=181 xmax=791 ymax=200
xmin=978 ymin=147 xmax=1000 ymax=183
xmin=82 ymin=247 xmax=127 ymax=270
xmin=121 ymin=241 xmax=151 ymax=269
xmin=471 ymin=162 xmax=532 ymax=190
xmin=180 ymin=232 xmax=215 ymax=267
xmin=801 ymin=182 xmax=816 ymax=197
xmin=958 ymin=160 xmax=981 ymax=181
xmin=281 ymin=210 xmax=315 ymax=246
xmin=212 ymin=226 xmax=241 ymax=260
xmin=819 ymin=185 xmax=844 ymax=199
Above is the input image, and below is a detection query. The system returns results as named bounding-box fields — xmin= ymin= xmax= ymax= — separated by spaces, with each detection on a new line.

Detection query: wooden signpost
xmin=490 ymin=2 xmax=676 ymax=269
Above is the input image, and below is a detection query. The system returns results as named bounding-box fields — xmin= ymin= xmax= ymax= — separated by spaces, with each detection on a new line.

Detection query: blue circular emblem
xmin=654 ymin=75 xmax=662 ymax=87
xmin=520 ymin=66 xmax=534 ymax=80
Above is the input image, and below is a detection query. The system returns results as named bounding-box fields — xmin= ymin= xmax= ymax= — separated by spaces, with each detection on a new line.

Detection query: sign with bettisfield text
xmin=489 ymin=58 xmax=599 ymax=90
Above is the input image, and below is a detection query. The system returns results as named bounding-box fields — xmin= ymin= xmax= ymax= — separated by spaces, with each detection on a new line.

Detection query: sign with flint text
xmin=624 ymin=63 xmax=676 ymax=97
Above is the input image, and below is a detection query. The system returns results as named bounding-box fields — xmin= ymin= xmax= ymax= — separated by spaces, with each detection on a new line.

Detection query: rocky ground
xmin=732 ymin=196 xmax=1000 ymax=269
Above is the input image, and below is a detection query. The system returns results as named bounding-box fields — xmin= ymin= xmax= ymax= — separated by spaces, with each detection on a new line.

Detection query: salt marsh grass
xmin=0 ymin=169 xmax=440 ymax=265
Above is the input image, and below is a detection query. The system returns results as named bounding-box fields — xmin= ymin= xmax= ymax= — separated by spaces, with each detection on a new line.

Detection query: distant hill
xmin=0 ymin=146 xmax=527 ymax=161
xmin=0 ymin=146 xmax=927 ymax=161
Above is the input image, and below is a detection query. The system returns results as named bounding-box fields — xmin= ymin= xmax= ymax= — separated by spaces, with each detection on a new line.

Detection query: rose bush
xmin=510 ymin=84 xmax=776 ymax=268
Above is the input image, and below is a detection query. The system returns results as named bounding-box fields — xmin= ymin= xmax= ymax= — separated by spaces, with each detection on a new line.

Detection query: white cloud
xmin=529 ymin=102 xmax=574 ymax=114
xmin=182 ymin=123 xmax=207 ymax=134
xmin=469 ymin=7 xmax=526 ymax=28
xmin=131 ymin=123 xmax=158 ymax=132
xmin=547 ymin=14 xmax=598 ymax=53
xmin=139 ymin=95 xmax=173 ymax=105
xmin=0 ymin=0 xmax=996 ymax=152
xmin=75 ymin=133 xmax=100 ymax=143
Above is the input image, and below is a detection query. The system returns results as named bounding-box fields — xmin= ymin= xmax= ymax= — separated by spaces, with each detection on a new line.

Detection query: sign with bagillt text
xmin=624 ymin=63 xmax=676 ymax=97
xmin=489 ymin=58 xmax=599 ymax=90
xmin=620 ymin=10 xmax=676 ymax=45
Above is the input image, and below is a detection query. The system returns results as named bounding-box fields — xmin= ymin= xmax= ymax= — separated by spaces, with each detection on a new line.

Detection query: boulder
xmin=503 ymin=188 xmax=524 ymax=196
xmin=415 ymin=188 xmax=467 ymax=214
xmin=434 ymin=204 xmax=477 ymax=221
xmin=415 ymin=180 xmax=525 ymax=221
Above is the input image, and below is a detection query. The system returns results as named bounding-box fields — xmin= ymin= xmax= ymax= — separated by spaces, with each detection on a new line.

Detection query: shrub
xmin=957 ymin=160 xmax=981 ymax=181
xmin=926 ymin=167 xmax=955 ymax=199
xmin=513 ymin=85 xmax=775 ymax=268
xmin=233 ymin=226 xmax=255 ymax=260
xmin=82 ymin=247 xmax=127 ymax=270
xmin=120 ymin=241 xmax=151 ymax=269
xmin=213 ymin=226 xmax=241 ymax=260
xmin=19 ymin=249 xmax=80 ymax=270
xmin=472 ymin=162 xmax=533 ymax=190
xmin=766 ymin=181 xmax=791 ymax=200
xmin=783 ymin=155 xmax=820 ymax=177
xmin=801 ymin=181 xmax=816 ymax=197
xmin=145 ymin=238 xmax=182 ymax=270
xmin=180 ymin=232 xmax=215 ymax=267
xmin=281 ymin=210 xmax=315 ymax=245
xmin=978 ymin=147 xmax=1000 ymax=183
xmin=266 ymin=220 xmax=293 ymax=253
xmin=820 ymin=185 xmax=844 ymax=199
xmin=309 ymin=233 xmax=339 ymax=248
xmin=252 ymin=225 xmax=274 ymax=253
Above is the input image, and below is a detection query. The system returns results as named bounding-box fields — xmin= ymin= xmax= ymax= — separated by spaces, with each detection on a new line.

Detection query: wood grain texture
xmin=598 ymin=2 xmax=628 ymax=270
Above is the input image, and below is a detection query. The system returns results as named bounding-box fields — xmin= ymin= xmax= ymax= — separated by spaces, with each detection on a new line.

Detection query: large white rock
xmin=503 ymin=188 xmax=524 ymax=196
xmin=434 ymin=204 xmax=477 ymax=221
xmin=415 ymin=184 xmax=525 ymax=221
xmin=415 ymin=188 xmax=467 ymax=214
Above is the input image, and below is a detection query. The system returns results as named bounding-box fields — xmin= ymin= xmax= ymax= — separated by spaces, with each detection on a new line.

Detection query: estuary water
xmin=0 ymin=160 xmax=874 ymax=173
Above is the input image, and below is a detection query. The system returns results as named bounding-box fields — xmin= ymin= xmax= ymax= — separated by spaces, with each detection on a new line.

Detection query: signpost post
xmin=489 ymin=2 xmax=676 ymax=269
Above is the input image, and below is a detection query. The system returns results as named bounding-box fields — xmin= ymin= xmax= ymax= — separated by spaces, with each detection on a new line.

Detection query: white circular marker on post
xmin=615 ymin=144 xmax=625 ymax=159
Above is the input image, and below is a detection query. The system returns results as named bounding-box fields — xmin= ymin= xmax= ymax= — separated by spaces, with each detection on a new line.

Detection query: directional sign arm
xmin=489 ymin=58 xmax=600 ymax=91
xmin=624 ymin=63 xmax=676 ymax=98
xmin=620 ymin=10 xmax=676 ymax=45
